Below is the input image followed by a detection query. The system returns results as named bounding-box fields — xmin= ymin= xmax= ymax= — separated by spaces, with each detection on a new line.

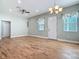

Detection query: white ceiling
xmin=0 ymin=0 xmax=79 ymax=18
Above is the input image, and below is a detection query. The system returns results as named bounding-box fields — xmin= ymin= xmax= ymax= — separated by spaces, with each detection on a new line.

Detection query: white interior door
xmin=48 ymin=16 xmax=57 ymax=39
xmin=2 ymin=21 xmax=10 ymax=38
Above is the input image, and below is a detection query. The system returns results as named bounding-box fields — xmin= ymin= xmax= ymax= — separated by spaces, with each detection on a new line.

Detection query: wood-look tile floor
xmin=0 ymin=36 xmax=79 ymax=59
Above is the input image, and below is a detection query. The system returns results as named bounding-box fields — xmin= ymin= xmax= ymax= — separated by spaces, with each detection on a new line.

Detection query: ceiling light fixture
xmin=18 ymin=0 xmax=21 ymax=4
xmin=35 ymin=10 xmax=40 ymax=12
xmin=48 ymin=0 xmax=63 ymax=14
xmin=9 ymin=9 xmax=12 ymax=12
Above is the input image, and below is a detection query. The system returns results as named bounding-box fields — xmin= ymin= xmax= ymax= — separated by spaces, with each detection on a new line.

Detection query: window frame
xmin=63 ymin=12 xmax=78 ymax=32
xmin=37 ymin=18 xmax=45 ymax=31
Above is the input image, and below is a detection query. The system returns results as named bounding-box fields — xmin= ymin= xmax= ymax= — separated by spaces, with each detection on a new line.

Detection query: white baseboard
xmin=58 ymin=39 xmax=79 ymax=44
xmin=11 ymin=35 xmax=27 ymax=38
xmin=28 ymin=35 xmax=58 ymax=40
xmin=28 ymin=35 xmax=79 ymax=44
xmin=28 ymin=35 xmax=48 ymax=39
xmin=1 ymin=34 xmax=79 ymax=44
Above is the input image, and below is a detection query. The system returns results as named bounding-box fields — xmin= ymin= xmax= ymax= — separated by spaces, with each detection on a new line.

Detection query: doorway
xmin=48 ymin=16 xmax=57 ymax=39
xmin=1 ymin=21 xmax=11 ymax=39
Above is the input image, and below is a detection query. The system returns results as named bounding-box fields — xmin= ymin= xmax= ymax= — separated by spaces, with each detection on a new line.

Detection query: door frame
xmin=48 ymin=16 xmax=57 ymax=39
xmin=1 ymin=20 xmax=11 ymax=39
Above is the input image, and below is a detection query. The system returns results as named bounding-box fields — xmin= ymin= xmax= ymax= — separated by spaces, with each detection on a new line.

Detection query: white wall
xmin=0 ymin=0 xmax=2 ymax=13
xmin=0 ymin=20 xmax=1 ymax=39
xmin=0 ymin=14 xmax=28 ymax=39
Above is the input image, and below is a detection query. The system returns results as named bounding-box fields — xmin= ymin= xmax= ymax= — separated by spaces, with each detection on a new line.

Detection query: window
xmin=63 ymin=13 xmax=78 ymax=32
xmin=37 ymin=18 xmax=45 ymax=31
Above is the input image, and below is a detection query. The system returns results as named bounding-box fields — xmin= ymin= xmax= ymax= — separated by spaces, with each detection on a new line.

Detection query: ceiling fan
xmin=16 ymin=6 xmax=30 ymax=14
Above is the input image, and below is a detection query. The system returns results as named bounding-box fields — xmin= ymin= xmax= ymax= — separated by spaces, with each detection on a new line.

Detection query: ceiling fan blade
xmin=16 ymin=6 xmax=30 ymax=14
xmin=25 ymin=11 xmax=30 ymax=13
